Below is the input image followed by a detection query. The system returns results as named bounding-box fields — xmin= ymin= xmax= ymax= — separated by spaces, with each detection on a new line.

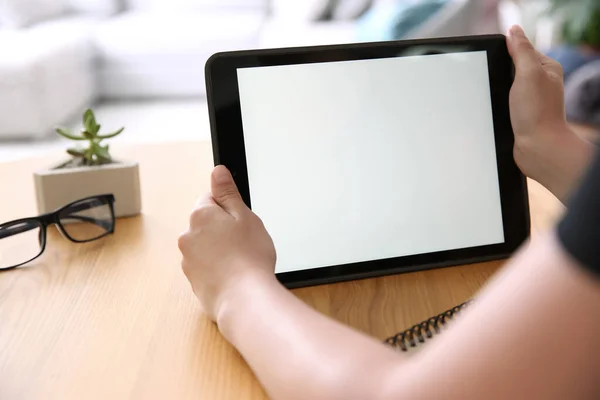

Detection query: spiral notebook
xmin=385 ymin=301 xmax=472 ymax=353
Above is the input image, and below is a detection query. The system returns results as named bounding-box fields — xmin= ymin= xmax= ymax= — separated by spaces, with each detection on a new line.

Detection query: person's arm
xmin=218 ymin=232 xmax=600 ymax=400
xmin=178 ymin=26 xmax=600 ymax=400
xmin=180 ymin=161 xmax=600 ymax=400
xmin=508 ymin=27 xmax=595 ymax=203
xmin=217 ymin=272 xmax=406 ymax=400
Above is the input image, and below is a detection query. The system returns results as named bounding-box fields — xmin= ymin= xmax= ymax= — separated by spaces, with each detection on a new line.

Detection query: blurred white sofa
xmin=0 ymin=0 xmax=265 ymax=139
xmin=0 ymin=14 xmax=97 ymax=139
xmin=94 ymin=0 xmax=264 ymax=98
xmin=0 ymin=0 xmax=499 ymax=139
xmin=260 ymin=0 xmax=498 ymax=48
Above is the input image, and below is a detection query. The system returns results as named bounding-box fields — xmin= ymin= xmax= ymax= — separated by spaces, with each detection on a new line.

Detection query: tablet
xmin=206 ymin=35 xmax=530 ymax=289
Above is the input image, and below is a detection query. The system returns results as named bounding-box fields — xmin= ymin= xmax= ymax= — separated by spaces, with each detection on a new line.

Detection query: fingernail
xmin=215 ymin=166 xmax=232 ymax=184
xmin=510 ymin=25 xmax=525 ymax=38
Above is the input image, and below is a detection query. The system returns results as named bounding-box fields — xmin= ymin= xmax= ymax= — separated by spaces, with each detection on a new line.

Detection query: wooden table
xmin=0 ymin=141 xmax=563 ymax=400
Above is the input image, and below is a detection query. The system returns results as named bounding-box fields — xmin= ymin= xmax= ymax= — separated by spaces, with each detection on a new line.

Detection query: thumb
xmin=507 ymin=25 xmax=541 ymax=73
xmin=211 ymin=165 xmax=245 ymax=215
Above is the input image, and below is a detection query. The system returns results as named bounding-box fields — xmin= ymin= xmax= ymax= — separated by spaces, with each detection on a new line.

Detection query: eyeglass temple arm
xmin=0 ymin=222 xmax=39 ymax=239
xmin=0 ymin=216 xmax=112 ymax=239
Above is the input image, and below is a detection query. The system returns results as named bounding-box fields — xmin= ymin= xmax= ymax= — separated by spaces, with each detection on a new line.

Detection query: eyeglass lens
xmin=58 ymin=197 xmax=114 ymax=242
xmin=0 ymin=220 xmax=44 ymax=270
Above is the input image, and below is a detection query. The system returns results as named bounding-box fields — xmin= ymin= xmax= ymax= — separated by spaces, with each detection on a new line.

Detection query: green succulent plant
xmin=549 ymin=0 xmax=600 ymax=47
xmin=56 ymin=109 xmax=124 ymax=166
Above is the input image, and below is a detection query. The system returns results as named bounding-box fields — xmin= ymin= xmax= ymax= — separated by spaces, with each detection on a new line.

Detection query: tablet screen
xmin=237 ymin=51 xmax=505 ymax=274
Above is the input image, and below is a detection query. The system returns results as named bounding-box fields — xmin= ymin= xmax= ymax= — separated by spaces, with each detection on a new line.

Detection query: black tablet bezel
xmin=205 ymin=35 xmax=530 ymax=289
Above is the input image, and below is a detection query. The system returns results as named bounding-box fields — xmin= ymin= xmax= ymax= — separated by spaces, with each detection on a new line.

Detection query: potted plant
xmin=34 ymin=109 xmax=142 ymax=217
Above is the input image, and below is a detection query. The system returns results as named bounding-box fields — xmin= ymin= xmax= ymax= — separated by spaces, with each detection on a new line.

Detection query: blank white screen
xmin=237 ymin=51 xmax=505 ymax=274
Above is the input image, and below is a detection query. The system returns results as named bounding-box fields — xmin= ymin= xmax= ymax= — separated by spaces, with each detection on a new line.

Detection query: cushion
xmin=0 ymin=0 xmax=67 ymax=28
xmin=66 ymin=0 xmax=122 ymax=16
xmin=259 ymin=20 xmax=356 ymax=48
xmin=0 ymin=32 xmax=41 ymax=86
xmin=332 ymin=0 xmax=373 ymax=20
xmin=125 ymin=0 xmax=266 ymax=11
xmin=565 ymin=61 xmax=600 ymax=127
xmin=94 ymin=11 xmax=262 ymax=60
xmin=0 ymin=18 xmax=95 ymax=137
xmin=33 ymin=15 xmax=102 ymax=41
xmin=93 ymin=11 xmax=263 ymax=97
xmin=356 ymin=0 xmax=447 ymax=42
xmin=270 ymin=0 xmax=335 ymax=21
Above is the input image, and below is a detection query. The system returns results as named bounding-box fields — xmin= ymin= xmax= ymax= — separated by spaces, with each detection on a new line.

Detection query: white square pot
xmin=34 ymin=160 xmax=142 ymax=217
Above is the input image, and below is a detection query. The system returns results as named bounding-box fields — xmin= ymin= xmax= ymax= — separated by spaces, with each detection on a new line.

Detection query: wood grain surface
xmin=0 ymin=141 xmax=563 ymax=400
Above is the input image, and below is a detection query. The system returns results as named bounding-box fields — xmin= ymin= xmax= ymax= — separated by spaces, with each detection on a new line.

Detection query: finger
xmin=211 ymin=165 xmax=246 ymax=216
xmin=189 ymin=193 xmax=223 ymax=227
xmin=537 ymin=51 xmax=564 ymax=79
xmin=194 ymin=192 xmax=216 ymax=210
xmin=507 ymin=25 xmax=542 ymax=74
xmin=537 ymin=51 xmax=554 ymax=65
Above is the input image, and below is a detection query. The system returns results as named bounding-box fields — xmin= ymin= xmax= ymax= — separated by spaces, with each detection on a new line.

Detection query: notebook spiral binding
xmin=385 ymin=301 xmax=472 ymax=352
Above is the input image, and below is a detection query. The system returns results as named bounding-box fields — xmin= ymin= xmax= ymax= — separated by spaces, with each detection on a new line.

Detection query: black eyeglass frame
xmin=0 ymin=194 xmax=116 ymax=271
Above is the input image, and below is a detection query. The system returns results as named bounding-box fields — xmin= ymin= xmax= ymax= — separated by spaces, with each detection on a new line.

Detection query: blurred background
xmin=0 ymin=0 xmax=598 ymax=161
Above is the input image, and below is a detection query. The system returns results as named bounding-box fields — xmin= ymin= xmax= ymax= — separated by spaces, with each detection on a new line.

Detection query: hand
xmin=507 ymin=25 xmax=594 ymax=203
xmin=178 ymin=166 xmax=277 ymax=322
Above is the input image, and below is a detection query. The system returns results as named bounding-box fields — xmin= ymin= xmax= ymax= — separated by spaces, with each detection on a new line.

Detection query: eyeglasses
xmin=0 ymin=194 xmax=115 ymax=271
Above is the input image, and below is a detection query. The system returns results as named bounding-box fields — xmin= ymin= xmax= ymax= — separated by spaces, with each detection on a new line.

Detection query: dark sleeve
xmin=558 ymin=150 xmax=600 ymax=275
